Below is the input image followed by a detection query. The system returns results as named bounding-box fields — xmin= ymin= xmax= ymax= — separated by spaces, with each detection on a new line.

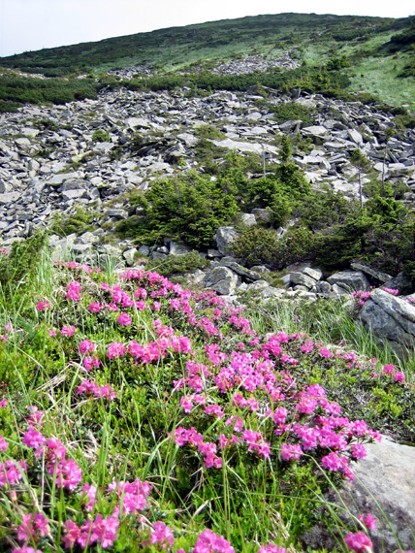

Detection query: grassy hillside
xmin=0 ymin=13 xmax=414 ymax=110
xmin=0 ymin=236 xmax=414 ymax=552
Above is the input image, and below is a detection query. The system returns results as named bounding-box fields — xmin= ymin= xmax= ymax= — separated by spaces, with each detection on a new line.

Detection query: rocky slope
xmin=0 ymin=84 xmax=414 ymax=245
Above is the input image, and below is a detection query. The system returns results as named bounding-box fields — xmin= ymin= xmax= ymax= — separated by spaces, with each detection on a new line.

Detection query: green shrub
xmin=51 ymin=207 xmax=99 ymax=237
xmin=232 ymin=226 xmax=280 ymax=267
xmin=145 ymin=251 xmax=210 ymax=277
xmin=91 ymin=128 xmax=111 ymax=142
xmin=117 ymin=172 xmax=239 ymax=249
xmin=0 ymin=232 xmax=48 ymax=297
xmin=271 ymin=101 xmax=316 ymax=126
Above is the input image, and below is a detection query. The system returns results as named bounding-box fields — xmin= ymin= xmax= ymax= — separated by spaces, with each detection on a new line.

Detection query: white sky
xmin=0 ymin=0 xmax=414 ymax=57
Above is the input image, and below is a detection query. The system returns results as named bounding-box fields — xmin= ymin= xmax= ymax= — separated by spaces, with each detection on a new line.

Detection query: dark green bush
xmin=91 ymin=129 xmax=111 ymax=142
xmin=145 ymin=251 xmax=210 ymax=277
xmin=117 ymin=171 xmax=239 ymax=249
xmin=0 ymin=232 xmax=48 ymax=296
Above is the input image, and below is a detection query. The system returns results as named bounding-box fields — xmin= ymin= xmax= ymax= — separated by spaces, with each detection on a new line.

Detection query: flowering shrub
xmin=0 ymin=259 xmax=413 ymax=551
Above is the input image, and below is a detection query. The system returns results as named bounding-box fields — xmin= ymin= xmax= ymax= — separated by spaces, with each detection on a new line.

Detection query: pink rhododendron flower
xmin=82 ymin=482 xmax=98 ymax=512
xmin=383 ymin=287 xmax=399 ymax=295
xmin=194 ymin=529 xmax=235 ymax=553
xmin=36 ymin=300 xmax=50 ymax=312
xmin=344 ymin=531 xmax=373 ymax=552
xmin=61 ymin=325 xmax=77 ymax=337
xmin=258 ymin=546 xmax=286 ymax=553
xmin=107 ymin=341 xmax=126 ymax=359
xmin=66 ymin=281 xmax=81 ymax=302
xmin=281 ymin=443 xmax=303 ymax=461
xmin=0 ymin=460 xmax=28 ymax=487
xmin=88 ymin=302 xmax=103 ymax=313
xmin=117 ymin=312 xmax=132 ymax=326
xmin=17 ymin=512 xmax=50 ymax=543
xmin=149 ymin=521 xmax=174 ymax=550
xmin=79 ymin=340 xmax=96 ymax=355
xmin=382 ymin=364 xmax=395 ymax=375
xmin=83 ymin=356 xmax=100 ymax=371
xmin=0 ymin=435 xmax=8 ymax=451
xmin=351 ymin=444 xmax=367 ymax=460
xmin=321 ymin=452 xmax=343 ymax=471
xmin=358 ymin=513 xmax=377 ymax=532
xmin=393 ymin=371 xmax=405 ymax=383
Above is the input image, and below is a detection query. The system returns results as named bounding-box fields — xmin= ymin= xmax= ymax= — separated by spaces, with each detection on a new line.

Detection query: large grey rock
xmin=219 ymin=259 xmax=261 ymax=283
xmin=350 ymin=262 xmax=392 ymax=284
xmin=168 ymin=240 xmax=192 ymax=256
xmin=327 ymin=270 xmax=370 ymax=292
xmin=290 ymin=272 xmax=318 ymax=290
xmin=304 ymin=438 xmax=415 ymax=551
xmin=302 ymin=267 xmax=323 ymax=281
xmin=360 ymin=289 xmax=415 ymax=354
xmin=301 ymin=125 xmax=329 ymax=137
xmin=214 ymin=227 xmax=239 ymax=255
xmin=346 ymin=438 xmax=415 ymax=550
xmin=204 ymin=266 xmax=239 ymax=295
xmin=240 ymin=213 xmax=257 ymax=227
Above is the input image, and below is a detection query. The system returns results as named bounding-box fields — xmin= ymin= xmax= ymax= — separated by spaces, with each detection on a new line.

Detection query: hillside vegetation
xmin=0 ymin=240 xmax=414 ymax=552
xmin=0 ymin=13 xmax=414 ymax=111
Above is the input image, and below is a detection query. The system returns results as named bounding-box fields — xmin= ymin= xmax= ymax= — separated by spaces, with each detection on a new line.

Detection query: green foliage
xmin=194 ymin=123 xmax=226 ymax=140
xmin=232 ymin=226 xmax=280 ymax=266
xmin=50 ymin=207 xmax=99 ymax=237
xmin=91 ymin=128 xmax=111 ymax=142
xmin=271 ymin=102 xmax=316 ymax=126
xmin=0 ymin=232 xmax=48 ymax=297
xmin=0 ymin=74 xmax=99 ymax=112
xmin=117 ymin=172 xmax=239 ymax=249
xmin=145 ymin=251 xmax=210 ymax=277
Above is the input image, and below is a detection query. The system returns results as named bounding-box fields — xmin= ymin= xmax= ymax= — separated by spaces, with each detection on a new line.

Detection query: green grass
xmin=0 ymin=236 xmax=414 ymax=551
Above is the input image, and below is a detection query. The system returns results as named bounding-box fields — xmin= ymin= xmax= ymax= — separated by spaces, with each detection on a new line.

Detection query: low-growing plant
xmin=91 ymin=128 xmax=111 ymax=142
xmin=145 ymin=251 xmax=210 ymax=277
xmin=0 ymin=256 xmax=412 ymax=552
xmin=51 ymin=207 xmax=100 ymax=237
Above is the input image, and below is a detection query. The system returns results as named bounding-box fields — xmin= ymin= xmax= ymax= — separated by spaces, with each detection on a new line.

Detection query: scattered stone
xmin=204 ymin=266 xmax=239 ymax=295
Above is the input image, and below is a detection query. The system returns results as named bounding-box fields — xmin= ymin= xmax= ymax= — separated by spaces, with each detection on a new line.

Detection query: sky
xmin=1 ymin=0 xmax=414 ymax=58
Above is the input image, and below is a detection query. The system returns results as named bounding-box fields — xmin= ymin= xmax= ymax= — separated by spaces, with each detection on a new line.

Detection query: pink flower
xmin=319 ymin=348 xmax=333 ymax=359
xmin=280 ymin=443 xmax=303 ymax=461
xmin=258 ymin=546 xmax=286 ymax=553
xmin=88 ymin=302 xmax=103 ymax=313
xmin=0 ymin=435 xmax=8 ymax=451
xmin=383 ymin=287 xmax=399 ymax=296
xmin=83 ymin=356 xmax=101 ymax=371
xmin=23 ymin=427 xmax=45 ymax=455
xmin=17 ymin=512 xmax=50 ymax=543
xmin=79 ymin=340 xmax=96 ymax=355
xmin=107 ymin=342 xmax=126 ymax=359
xmin=358 ymin=513 xmax=377 ymax=532
xmin=321 ymin=452 xmax=343 ymax=472
xmin=393 ymin=371 xmax=405 ymax=383
xmin=194 ymin=529 xmax=235 ymax=553
xmin=66 ymin=281 xmax=81 ymax=302
xmin=382 ymin=364 xmax=395 ymax=375
xmin=36 ymin=300 xmax=50 ymax=312
xmin=82 ymin=483 xmax=98 ymax=512
xmin=62 ymin=519 xmax=81 ymax=549
xmin=117 ymin=312 xmax=132 ymax=326
xmin=61 ymin=325 xmax=77 ymax=337
xmin=344 ymin=531 xmax=373 ymax=552
xmin=351 ymin=444 xmax=367 ymax=460
xmin=149 ymin=521 xmax=175 ymax=550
